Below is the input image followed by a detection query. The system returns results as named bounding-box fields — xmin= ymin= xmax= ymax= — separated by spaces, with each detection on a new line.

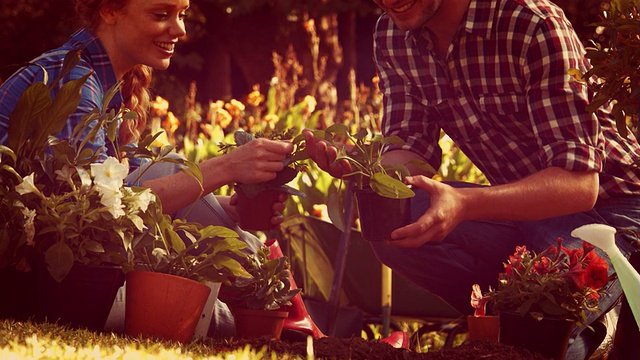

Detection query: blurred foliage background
xmin=0 ymin=0 xmax=604 ymax=106
xmin=0 ymin=0 xmax=618 ymax=221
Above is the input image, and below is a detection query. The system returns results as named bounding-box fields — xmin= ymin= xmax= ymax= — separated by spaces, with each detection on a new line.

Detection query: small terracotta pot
xmin=235 ymin=186 xmax=280 ymax=231
xmin=466 ymin=315 xmax=500 ymax=341
xmin=124 ymin=271 xmax=211 ymax=344
xmin=231 ymin=307 xmax=289 ymax=339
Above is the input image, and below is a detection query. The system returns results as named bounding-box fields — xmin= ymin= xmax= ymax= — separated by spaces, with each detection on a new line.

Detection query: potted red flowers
xmin=473 ymin=238 xmax=610 ymax=359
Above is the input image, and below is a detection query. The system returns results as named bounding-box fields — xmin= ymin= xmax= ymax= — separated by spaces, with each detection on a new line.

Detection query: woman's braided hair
xmin=75 ymin=0 xmax=151 ymax=145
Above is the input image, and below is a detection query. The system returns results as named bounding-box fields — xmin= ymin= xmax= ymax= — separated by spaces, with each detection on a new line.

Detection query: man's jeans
xmin=369 ymin=183 xmax=640 ymax=360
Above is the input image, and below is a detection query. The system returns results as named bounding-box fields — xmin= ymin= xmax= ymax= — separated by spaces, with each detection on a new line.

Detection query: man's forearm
xmin=458 ymin=167 xmax=599 ymax=221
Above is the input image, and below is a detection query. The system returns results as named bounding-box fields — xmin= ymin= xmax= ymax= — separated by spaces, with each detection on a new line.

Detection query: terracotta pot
xmin=499 ymin=311 xmax=574 ymax=360
xmin=466 ymin=315 xmax=500 ymax=341
xmin=124 ymin=271 xmax=211 ymax=344
xmin=232 ymin=307 xmax=289 ymax=339
xmin=35 ymin=262 xmax=125 ymax=332
xmin=235 ymin=186 xmax=280 ymax=231
xmin=354 ymin=188 xmax=412 ymax=241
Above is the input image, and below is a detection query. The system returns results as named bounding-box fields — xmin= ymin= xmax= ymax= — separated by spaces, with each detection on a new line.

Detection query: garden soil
xmin=206 ymin=336 xmax=548 ymax=359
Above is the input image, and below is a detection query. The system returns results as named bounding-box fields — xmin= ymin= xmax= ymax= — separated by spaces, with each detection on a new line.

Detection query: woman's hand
xmin=224 ymin=138 xmax=294 ymax=184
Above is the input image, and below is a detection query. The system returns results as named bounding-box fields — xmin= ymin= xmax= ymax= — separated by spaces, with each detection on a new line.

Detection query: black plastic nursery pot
xmin=354 ymin=188 xmax=412 ymax=242
xmin=35 ymin=262 xmax=125 ymax=332
xmin=0 ymin=266 xmax=37 ymax=321
xmin=236 ymin=186 xmax=281 ymax=231
xmin=499 ymin=311 xmax=573 ymax=360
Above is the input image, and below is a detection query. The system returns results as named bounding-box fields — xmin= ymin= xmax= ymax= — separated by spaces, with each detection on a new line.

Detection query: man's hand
xmin=384 ymin=167 xmax=599 ymax=248
xmin=303 ymin=129 xmax=352 ymax=178
xmin=385 ymin=176 xmax=466 ymax=248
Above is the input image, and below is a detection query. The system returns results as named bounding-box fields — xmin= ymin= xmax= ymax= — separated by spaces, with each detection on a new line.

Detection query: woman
xmin=0 ymin=0 xmax=321 ymax=339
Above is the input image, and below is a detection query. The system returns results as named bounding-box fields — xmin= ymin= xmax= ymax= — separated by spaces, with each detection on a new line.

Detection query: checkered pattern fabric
xmin=0 ymin=28 xmax=127 ymax=166
xmin=374 ymin=0 xmax=640 ymax=198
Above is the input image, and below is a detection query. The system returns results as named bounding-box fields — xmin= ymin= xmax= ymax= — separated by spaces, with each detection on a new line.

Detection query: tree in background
xmin=155 ymin=0 xmax=381 ymax=110
xmin=0 ymin=0 xmax=78 ymax=82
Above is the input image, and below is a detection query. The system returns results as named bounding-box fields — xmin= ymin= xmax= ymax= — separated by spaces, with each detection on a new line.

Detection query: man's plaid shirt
xmin=374 ymin=0 xmax=640 ymax=199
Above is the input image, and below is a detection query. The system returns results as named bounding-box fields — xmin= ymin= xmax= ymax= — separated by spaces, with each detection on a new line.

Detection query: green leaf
xmin=200 ymin=226 xmax=243 ymax=240
xmin=279 ymin=184 xmax=307 ymax=197
xmin=167 ymin=225 xmax=186 ymax=253
xmin=407 ymin=158 xmax=437 ymax=175
xmin=44 ymin=241 xmax=75 ymax=283
xmin=41 ymin=72 xmax=93 ymax=147
xmin=265 ymin=166 xmax=298 ymax=186
xmin=369 ymin=172 xmax=415 ymax=199
xmin=50 ymin=46 xmax=84 ymax=88
xmin=234 ymin=131 xmax=255 ymax=146
xmin=7 ymin=82 xmax=51 ymax=153
xmin=381 ymin=135 xmax=405 ymax=146
xmin=83 ymin=239 xmax=106 ymax=253
xmin=0 ymin=164 xmax=20 ymax=181
xmin=106 ymin=116 xmax=119 ymax=143
xmin=326 ymin=191 xmax=346 ymax=232
xmin=325 ymin=123 xmax=349 ymax=137
xmin=102 ymin=81 xmax=123 ymax=111
xmin=353 ymin=129 xmax=369 ymax=141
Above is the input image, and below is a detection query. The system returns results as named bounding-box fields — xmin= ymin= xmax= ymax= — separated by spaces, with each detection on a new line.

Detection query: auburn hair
xmin=75 ymin=0 xmax=151 ymax=145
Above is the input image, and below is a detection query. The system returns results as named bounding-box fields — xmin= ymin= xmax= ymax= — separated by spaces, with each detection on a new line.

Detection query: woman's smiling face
xmin=106 ymin=0 xmax=189 ymax=75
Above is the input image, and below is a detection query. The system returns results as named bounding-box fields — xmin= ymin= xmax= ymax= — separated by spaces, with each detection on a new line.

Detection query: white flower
xmin=15 ymin=173 xmax=42 ymax=196
xmin=152 ymin=248 xmax=168 ymax=266
xmin=130 ymin=188 xmax=155 ymax=212
xmin=91 ymin=157 xmax=128 ymax=188
xmin=95 ymin=183 xmax=125 ymax=218
xmin=54 ymin=164 xmax=75 ymax=186
xmin=76 ymin=167 xmax=92 ymax=190
xmin=128 ymin=214 xmax=146 ymax=232
xmin=21 ymin=207 xmax=36 ymax=246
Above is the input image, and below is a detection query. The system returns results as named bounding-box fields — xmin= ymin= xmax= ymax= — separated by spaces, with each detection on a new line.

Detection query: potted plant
xmin=124 ymin=215 xmax=252 ymax=344
xmin=305 ymin=123 xmax=435 ymax=241
xmin=218 ymin=129 xmax=307 ymax=231
xmin=467 ymin=284 xmax=499 ymax=341
xmin=473 ymin=239 xmax=610 ymax=360
xmin=219 ymin=246 xmax=301 ymax=339
xmin=0 ymin=48 xmax=223 ymax=334
xmin=0 ymin=50 xmax=156 ymax=329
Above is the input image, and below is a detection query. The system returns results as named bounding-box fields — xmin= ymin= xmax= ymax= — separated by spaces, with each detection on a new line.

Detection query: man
xmin=305 ymin=0 xmax=640 ymax=358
